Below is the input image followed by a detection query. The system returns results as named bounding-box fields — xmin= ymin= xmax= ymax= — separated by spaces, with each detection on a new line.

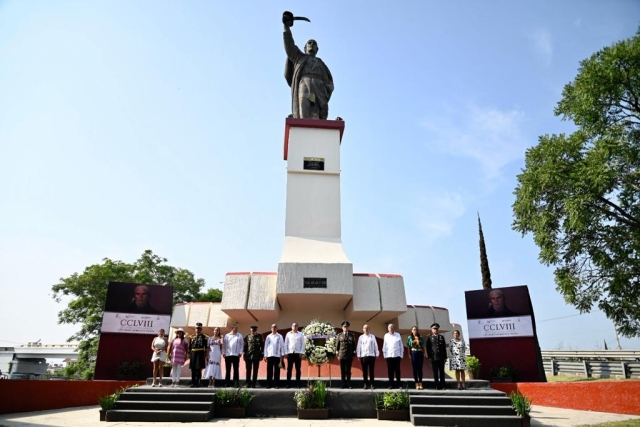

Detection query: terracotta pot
xmin=297 ymin=408 xmax=329 ymax=419
xmin=377 ymin=409 xmax=409 ymax=421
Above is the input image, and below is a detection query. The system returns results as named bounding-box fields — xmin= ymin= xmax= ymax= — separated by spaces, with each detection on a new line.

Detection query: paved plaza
xmin=0 ymin=405 xmax=638 ymax=427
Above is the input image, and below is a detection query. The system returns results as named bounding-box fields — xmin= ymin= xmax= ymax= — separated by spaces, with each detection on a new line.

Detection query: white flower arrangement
xmin=302 ymin=320 xmax=336 ymax=366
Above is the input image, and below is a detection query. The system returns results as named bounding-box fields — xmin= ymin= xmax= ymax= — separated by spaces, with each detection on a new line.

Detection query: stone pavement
xmin=0 ymin=405 xmax=638 ymax=426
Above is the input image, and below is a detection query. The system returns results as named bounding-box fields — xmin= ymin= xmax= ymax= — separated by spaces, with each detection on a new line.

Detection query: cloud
xmin=411 ymin=192 xmax=465 ymax=239
xmin=528 ymin=28 xmax=553 ymax=67
xmin=420 ymin=103 xmax=528 ymax=179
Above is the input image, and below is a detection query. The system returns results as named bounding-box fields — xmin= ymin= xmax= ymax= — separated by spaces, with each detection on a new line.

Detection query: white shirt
xmin=284 ymin=330 xmax=305 ymax=354
xmin=357 ymin=333 xmax=379 ymax=358
xmin=223 ymin=332 xmax=243 ymax=356
xmin=264 ymin=332 xmax=284 ymax=358
xmin=382 ymin=332 xmax=404 ymax=358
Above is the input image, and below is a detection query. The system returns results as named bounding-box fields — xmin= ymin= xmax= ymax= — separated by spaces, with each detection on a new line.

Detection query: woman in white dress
xmin=150 ymin=329 xmax=167 ymax=387
xmin=204 ymin=327 xmax=223 ymax=388
xmin=449 ymin=329 xmax=467 ymax=390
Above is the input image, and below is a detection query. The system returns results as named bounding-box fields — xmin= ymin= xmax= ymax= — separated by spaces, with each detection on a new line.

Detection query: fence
xmin=541 ymin=350 xmax=640 ymax=379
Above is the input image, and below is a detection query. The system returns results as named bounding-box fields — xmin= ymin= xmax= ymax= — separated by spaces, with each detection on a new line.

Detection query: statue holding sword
xmin=282 ymin=11 xmax=334 ymax=120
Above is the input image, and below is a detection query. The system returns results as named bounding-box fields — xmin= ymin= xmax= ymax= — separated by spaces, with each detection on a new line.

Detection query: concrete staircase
xmin=409 ymin=389 xmax=522 ymax=426
xmin=107 ymin=387 xmax=215 ymax=422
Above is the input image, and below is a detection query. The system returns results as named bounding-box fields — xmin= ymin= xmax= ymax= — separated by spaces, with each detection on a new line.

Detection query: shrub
xmin=216 ymin=388 xmax=255 ymax=408
xmin=509 ymin=391 xmax=531 ymax=417
xmin=374 ymin=386 xmax=410 ymax=410
xmin=294 ymin=380 xmax=329 ymax=409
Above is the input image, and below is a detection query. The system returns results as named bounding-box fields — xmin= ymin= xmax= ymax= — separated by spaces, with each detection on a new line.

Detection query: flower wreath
xmin=302 ymin=320 xmax=337 ymax=366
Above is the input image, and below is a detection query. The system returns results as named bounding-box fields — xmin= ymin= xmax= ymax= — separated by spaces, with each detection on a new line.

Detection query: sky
xmin=1 ymin=1 xmax=639 ymax=352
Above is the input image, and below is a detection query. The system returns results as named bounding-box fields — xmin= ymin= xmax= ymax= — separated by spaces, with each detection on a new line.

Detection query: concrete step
xmin=114 ymin=400 xmax=213 ymax=411
xmin=106 ymin=409 xmax=212 ymax=422
xmin=118 ymin=391 xmax=214 ymax=402
xmin=411 ymin=414 xmax=522 ymax=427
xmin=412 ymin=404 xmax=516 ymax=416
xmin=410 ymin=394 xmax=511 ymax=406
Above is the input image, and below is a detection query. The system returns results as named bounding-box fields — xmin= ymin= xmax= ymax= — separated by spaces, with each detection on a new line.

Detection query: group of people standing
xmin=150 ymin=321 xmax=469 ymax=390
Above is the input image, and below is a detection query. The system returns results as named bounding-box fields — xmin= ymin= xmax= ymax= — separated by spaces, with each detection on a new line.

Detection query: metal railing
xmin=542 ymin=350 xmax=640 ymax=379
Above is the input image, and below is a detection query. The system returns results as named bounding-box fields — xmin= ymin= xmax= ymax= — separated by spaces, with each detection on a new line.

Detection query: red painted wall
xmin=492 ymin=381 xmax=640 ymax=415
xmin=0 ymin=380 xmax=143 ymax=415
xmin=94 ymin=333 xmax=155 ymax=380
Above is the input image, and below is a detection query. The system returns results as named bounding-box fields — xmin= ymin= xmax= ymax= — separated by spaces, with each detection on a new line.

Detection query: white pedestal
xmin=277 ymin=119 xmax=353 ymax=310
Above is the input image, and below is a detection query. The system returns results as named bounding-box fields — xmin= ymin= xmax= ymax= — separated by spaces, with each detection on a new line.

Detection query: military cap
xmin=195 ymin=322 xmax=203 ymax=328
xmin=430 ymin=323 xmax=440 ymax=329
xmin=250 ymin=325 xmax=258 ymax=330
xmin=341 ymin=320 xmax=350 ymax=327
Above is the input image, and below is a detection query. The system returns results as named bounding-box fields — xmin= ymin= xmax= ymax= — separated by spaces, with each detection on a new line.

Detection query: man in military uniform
xmin=188 ymin=322 xmax=208 ymax=388
xmin=336 ymin=320 xmax=356 ymax=389
xmin=243 ymin=325 xmax=264 ymax=388
xmin=426 ymin=322 xmax=447 ymax=390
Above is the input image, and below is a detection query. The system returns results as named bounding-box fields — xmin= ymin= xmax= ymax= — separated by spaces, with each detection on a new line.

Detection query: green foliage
xmin=215 ymin=388 xmax=255 ymax=408
xmin=115 ymin=361 xmax=144 ymax=380
xmin=373 ymin=387 xmax=410 ymax=410
xmin=509 ymin=391 xmax=532 ymax=417
xmin=194 ymin=287 xmax=223 ymax=302
xmin=466 ymin=355 xmax=481 ymax=372
xmin=51 ymin=250 xmax=207 ymax=379
xmin=478 ymin=213 xmax=492 ymax=289
xmin=512 ymin=29 xmax=640 ymax=337
xmin=294 ymin=380 xmax=329 ymax=409
xmin=491 ymin=365 xmax=516 ymax=378
xmin=98 ymin=387 xmax=126 ymax=410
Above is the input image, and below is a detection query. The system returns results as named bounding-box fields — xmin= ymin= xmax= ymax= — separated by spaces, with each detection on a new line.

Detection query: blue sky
xmin=1 ymin=1 xmax=639 ymax=351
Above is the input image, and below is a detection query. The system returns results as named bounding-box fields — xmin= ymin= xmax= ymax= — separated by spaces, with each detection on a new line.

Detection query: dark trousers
xmin=266 ymin=357 xmax=281 ymax=388
xmin=245 ymin=359 xmax=260 ymax=387
xmin=224 ymin=355 xmax=240 ymax=386
xmin=361 ymin=356 xmax=376 ymax=386
xmin=191 ymin=366 xmax=202 ymax=386
xmin=190 ymin=351 xmax=205 ymax=386
xmin=286 ymin=353 xmax=302 ymax=385
xmin=431 ymin=359 xmax=446 ymax=389
xmin=386 ymin=357 xmax=401 ymax=386
xmin=339 ymin=358 xmax=353 ymax=385
xmin=410 ymin=351 xmax=424 ymax=383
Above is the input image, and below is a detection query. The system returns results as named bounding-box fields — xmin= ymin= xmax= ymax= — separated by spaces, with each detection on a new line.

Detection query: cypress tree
xmin=478 ymin=213 xmax=492 ymax=289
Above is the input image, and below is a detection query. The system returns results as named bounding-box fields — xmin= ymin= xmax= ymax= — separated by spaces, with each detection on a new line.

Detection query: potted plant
xmin=98 ymin=388 xmax=123 ymax=421
xmin=490 ymin=365 xmax=516 ymax=383
xmin=115 ymin=360 xmax=145 ymax=381
xmin=509 ymin=390 xmax=532 ymax=427
xmin=294 ymin=380 xmax=329 ymax=419
xmin=466 ymin=355 xmax=481 ymax=379
xmin=373 ymin=386 xmax=410 ymax=421
xmin=162 ymin=362 xmax=172 ymax=378
xmin=215 ymin=387 xmax=255 ymax=418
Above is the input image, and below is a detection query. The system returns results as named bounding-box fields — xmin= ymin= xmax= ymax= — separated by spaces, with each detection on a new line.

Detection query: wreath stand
xmin=307 ymin=363 xmax=332 ymax=387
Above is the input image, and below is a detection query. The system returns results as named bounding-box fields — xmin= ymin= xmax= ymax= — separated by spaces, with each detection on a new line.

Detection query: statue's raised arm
xmin=282 ymin=11 xmax=334 ymax=120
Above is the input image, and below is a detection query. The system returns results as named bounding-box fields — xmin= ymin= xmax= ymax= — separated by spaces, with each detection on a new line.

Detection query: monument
xmin=170 ymin=12 xmax=457 ymax=378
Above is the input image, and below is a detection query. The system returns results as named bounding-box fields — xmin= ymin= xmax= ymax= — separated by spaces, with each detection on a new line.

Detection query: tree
xmin=195 ymin=287 xmax=223 ymax=302
xmin=51 ymin=250 xmax=218 ymax=378
xmin=478 ymin=213 xmax=493 ymax=289
xmin=512 ymin=29 xmax=640 ymax=337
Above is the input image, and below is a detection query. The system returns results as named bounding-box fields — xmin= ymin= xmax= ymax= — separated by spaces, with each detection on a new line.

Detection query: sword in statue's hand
xmin=282 ymin=11 xmax=310 ymax=28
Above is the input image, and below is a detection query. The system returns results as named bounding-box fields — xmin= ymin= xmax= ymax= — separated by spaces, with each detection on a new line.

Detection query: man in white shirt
xmin=356 ymin=323 xmax=380 ymax=389
xmin=263 ymin=323 xmax=285 ymax=388
xmin=382 ymin=323 xmax=404 ymax=389
xmin=284 ymin=322 xmax=305 ymax=388
xmin=222 ymin=324 xmax=244 ymax=387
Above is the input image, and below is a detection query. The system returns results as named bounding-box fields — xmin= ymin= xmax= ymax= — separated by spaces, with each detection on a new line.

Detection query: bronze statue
xmin=283 ymin=11 xmax=334 ymax=120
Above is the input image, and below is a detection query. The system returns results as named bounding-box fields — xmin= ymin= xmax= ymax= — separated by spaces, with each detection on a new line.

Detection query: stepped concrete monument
xmin=170 ymin=13 xmax=457 ymax=367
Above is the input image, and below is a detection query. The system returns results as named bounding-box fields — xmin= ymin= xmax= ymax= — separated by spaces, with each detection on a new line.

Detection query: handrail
xmin=541 ymin=350 xmax=640 ymax=359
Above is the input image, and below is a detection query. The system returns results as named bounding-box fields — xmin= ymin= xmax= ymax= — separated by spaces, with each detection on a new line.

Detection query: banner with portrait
xmin=101 ymin=282 xmax=173 ymax=335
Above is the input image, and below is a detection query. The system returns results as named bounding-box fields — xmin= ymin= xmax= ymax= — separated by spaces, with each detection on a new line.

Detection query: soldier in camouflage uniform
xmin=336 ymin=320 xmax=356 ymax=389
xmin=243 ymin=325 xmax=264 ymax=388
